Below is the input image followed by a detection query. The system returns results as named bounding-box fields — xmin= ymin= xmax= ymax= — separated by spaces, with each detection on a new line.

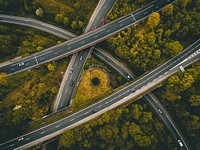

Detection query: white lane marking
xmin=105 ymin=101 xmax=109 ymax=104
xmin=9 ymin=144 xmax=14 ymax=147
xmin=25 ymin=137 xmax=30 ymax=141
xmin=118 ymin=16 xmax=131 ymax=24
xmin=131 ymin=13 xmax=137 ymax=21
xmin=37 ymin=50 xmax=53 ymax=57
xmin=56 ymin=125 xmax=60 ymax=128
xmin=68 ymin=29 xmax=105 ymax=45
xmin=70 ymin=118 xmax=75 ymax=121
xmin=98 ymin=105 xmax=102 ymax=108
xmin=34 ymin=54 xmax=38 ymax=64
xmin=134 ymin=4 xmax=154 ymax=16
xmin=11 ymin=63 xmax=17 ymax=67
xmin=40 ymin=131 xmax=45 ymax=134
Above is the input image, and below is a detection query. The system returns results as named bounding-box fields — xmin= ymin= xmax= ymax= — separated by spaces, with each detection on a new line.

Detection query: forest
xmin=0 ymin=0 xmax=199 ymax=149
xmin=60 ymin=0 xmax=200 ymax=149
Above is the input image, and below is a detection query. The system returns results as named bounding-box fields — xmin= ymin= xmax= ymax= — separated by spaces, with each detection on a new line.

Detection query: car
xmin=105 ymin=58 xmax=110 ymax=61
xmin=70 ymin=67 xmax=73 ymax=73
xmin=92 ymin=109 xmax=98 ymax=113
xmin=80 ymin=56 xmax=83 ymax=61
xmin=178 ymin=140 xmax=184 ymax=147
xmin=18 ymin=62 xmax=25 ymax=66
xmin=101 ymin=18 xmax=105 ymax=23
xmin=127 ymin=75 xmax=131 ymax=79
xmin=158 ymin=109 xmax=162 ymax=114
xmin=70 ymin=81 xmax=74 ymax=86
xmin=123 ymin=72 xmax=131 ymax=78
xmin=18 ymin=137 xmax=24 ymax=141
xmin=130 ymin=88 xmax=135 ymax=92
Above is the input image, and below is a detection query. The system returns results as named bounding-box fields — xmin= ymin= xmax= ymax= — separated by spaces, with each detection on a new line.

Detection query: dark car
xmin=105 ymin=58 xmax=110 ymax=61
xmin=70 ymin=81 xmax=74 ymax=86
xmin=92 ymin=109 xmax=98 ymax=113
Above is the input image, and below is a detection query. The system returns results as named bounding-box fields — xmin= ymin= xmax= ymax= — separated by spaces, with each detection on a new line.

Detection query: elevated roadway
xmin=0 ymin=0 xmax=176 ymax=74
xmin=53 ymin=0 xmax=117 ymax=110
xmin=0 ymin=39 xmax=199 ymax=150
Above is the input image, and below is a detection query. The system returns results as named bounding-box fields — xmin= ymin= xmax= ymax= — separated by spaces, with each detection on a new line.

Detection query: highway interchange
xmin=0 ymin=37 xmax=199 ymax=150
xmin=0 ymin=0 xmax=199 ymax=149
xmin=53 ymin=0 xmax=117 ymax=110
xmin=0 ymin=0 xmax=176 ymax=74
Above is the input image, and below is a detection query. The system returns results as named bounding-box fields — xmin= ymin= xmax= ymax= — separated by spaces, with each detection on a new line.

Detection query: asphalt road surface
xmin=53 ymin=0 xmax=117 ymax=110
xmin=0 ymin=0 xmax=176 ymax=74
xmin=0 ymin=39 xmax=199 ymax=150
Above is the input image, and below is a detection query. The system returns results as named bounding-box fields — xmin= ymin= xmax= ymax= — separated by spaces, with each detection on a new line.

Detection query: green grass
xmin=35 ymin=0 xmax=74 ymax=12
xmin=72 ymin=68 xmax=113 ymax=111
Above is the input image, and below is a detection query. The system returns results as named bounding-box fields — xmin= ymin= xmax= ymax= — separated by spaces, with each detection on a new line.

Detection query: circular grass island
xmin=73 ymin=68 xmax=112 ymax=109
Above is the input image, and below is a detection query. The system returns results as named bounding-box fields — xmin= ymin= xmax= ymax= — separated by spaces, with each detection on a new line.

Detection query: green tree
xmin=47 ymin=63 xmax=55 ymax=71
xmin=63 ymin=17 xmax=69 ymax=26
xmin=35 ymin=7 xmax=43 ymax=18
xmin=147 ymin=12 xmax=160 ymax=29
xmin=55 ymin=13 xmax=64 ymax=24
xmin=189 ymin=95 xmax=200 ymax=107
xmin=60 ymin=130 xmax=75 ymax=148
xmin=71 ymin=20 xmax=78 ymax=30
xmin=162 ymin=4 xmax=173 ymax=16
xmin=164 ymin=40 xmax=183 ymax=57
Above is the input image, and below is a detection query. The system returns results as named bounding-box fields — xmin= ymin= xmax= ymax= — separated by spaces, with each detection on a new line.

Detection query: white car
xmin=18 ymin=137 xmax=24 ymax=141
xmin=178 ymin=140 xmax=184 ymax=147
xmin=158 ymin=109 xmax=162 ymax=114
xmin=70 ymin=67 xmax=73 ymax=73
xmin=18 ymin=62 xmax=25 ymax=66
xmin=127 ymin=75 xmax=131 ymax=79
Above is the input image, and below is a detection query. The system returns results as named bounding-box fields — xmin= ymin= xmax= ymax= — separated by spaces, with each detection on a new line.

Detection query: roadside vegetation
xmin=72 ymin=68 xmax=113 ymax=111
xmin=155 ymin=60 xmax=200 ymax=149
xmin=0 ymin=0 xmax=199 ymax=149
xmin=0 ymin=0 xmax=98 ymax=34
xmin=60 ymin=100 xmax=176 ymax=149
xmin=0 ymin=58 xmax=70 ymax=142
xmin=106 ymin=0 xmax=199 ymax=75
xmin=0 ymin=0 xmax=100 ymax=134
xmin=0 ymin=24 xmax=63 ymax=62
xmin=59 ymin=0 xmax=200 ymax=149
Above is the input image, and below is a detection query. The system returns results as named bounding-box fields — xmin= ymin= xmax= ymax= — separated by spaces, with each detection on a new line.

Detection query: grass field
xmin=72 ymin=68 xmax=113 ymax=110
xmin=35 ymin=0 xmax=74 ymax=12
